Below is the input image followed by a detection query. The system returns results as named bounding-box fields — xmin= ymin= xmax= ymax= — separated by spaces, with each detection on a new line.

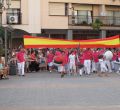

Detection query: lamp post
xmin=0 ymin=0 xmax=11 ymax=64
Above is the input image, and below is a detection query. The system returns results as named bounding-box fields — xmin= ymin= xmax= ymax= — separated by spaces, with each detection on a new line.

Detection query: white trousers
xmin=118 ymin=58 xmax=120 ymax=62
xmin=69 ymin=62 xmax=76 ymax=70
xmin=79 ymin=68 xmax=84 ymax=76
xmin=58 ymin=65 xmax=65 ymax=73
xmin=92 ymin=62 xmax=99 ymax=72
xmin=100 ymin=63 xmax=108 ymax=73
xmin=101 ymin=65 xmax=108 ymax=72
xmin=111 ymin=61 xmax=115 ymax=70
xmin=84 ymin=60 xmax=91 ymax=75
xmin=99 ymin=59 xmax=108 ymax=73
xmin=105 ymin=60 xmax=112 ymax=73
xmin=17 ymin=62 xmax=25 ymax=75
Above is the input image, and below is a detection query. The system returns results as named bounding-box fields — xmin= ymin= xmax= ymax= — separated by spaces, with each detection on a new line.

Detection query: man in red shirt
xmin=83 ymin=48 xmax=92 ymax=75
xmin=16 ymin=48 xmax=25 ymax=76
xmin=60 ymin=51 xmax=69 ymax=78
xmin=47 ymin=50 xmax=54 ymax=72
xmin=92 ymin=49 xmax=99 ymax=73
xmin=53 ymin=50 xmax=65 ymax=78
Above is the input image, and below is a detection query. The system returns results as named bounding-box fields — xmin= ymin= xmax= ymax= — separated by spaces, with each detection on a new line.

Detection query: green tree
xmin=0 ymin=26 xmax=4 ymax=38
xmin=92 ymin=19 xmax=103 ymax=31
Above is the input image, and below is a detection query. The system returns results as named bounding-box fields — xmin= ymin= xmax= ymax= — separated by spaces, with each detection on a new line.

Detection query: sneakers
xmin=18 ymin=74 xmax=25 ymax=77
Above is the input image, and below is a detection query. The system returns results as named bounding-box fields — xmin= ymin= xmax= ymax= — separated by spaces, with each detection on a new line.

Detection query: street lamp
xmin=0 ymin=0 xmax=11 ymax=64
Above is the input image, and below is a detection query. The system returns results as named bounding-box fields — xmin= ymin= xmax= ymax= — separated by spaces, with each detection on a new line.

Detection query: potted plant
xmin=92 ymin=19 xmax=103 ymax=31
xmin=81 ymin=21 xmax=88 ymax=25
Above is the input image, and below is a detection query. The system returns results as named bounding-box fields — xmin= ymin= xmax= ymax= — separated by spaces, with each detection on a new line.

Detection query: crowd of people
xmin=0 ymin=47 xmax=120 ymax=79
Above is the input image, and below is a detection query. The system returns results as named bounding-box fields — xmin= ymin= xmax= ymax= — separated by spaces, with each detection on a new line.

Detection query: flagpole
xmin=76 ymin=42 xmax=80 ymax=71
xmin=77 ymin=42 xmax=80 ymax=55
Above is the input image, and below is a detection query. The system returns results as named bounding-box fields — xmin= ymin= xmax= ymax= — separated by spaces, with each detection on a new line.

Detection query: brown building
xmin=41 ymin=0 xmax=120 ymax=40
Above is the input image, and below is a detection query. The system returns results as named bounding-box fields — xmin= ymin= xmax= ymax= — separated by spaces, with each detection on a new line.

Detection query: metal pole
xmin=5 ymin=28 xmax=7 ymax=65
xmin=0 ymin=12 xmax=2 ymax=26
xmin=10 ymin=31 xmax=12 ymax=57
xmin=0 ymin=11 xmax=2 ymax=57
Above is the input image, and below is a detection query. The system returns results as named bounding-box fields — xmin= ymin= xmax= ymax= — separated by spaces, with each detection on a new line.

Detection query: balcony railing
xmin=6 ymin=12 xmax=22 ymax=25
xmin=68 ymin=15 xmax=120 ymax=26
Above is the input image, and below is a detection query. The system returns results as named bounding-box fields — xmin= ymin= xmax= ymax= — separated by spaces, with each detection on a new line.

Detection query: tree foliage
xmin=0 ymin=26 xmax=4 ymax=39
xmin=92 ymin=19 xmax=103 ymax=31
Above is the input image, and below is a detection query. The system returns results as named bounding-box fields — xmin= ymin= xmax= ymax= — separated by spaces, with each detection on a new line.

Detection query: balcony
xmin=6 ymin=12 xmax=22 ymax=25
xmin=68 ymin=15 xmax=120 ymax=27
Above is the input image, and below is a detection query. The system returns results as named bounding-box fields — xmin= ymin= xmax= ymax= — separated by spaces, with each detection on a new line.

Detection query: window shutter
xmin=49 ymin=3 xmax=65 ymax=15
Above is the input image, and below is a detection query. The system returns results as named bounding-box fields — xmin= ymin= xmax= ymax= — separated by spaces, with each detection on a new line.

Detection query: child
xmin=0 ymin=57 xmax=9 ymax=79
xmin=2 ymin=65 xmax=9 ymax=79
xmin=98 ymin=55 xmax=108 ymax=76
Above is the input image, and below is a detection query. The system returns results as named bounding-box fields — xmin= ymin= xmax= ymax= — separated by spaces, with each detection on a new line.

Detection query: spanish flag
xmin=24 ymin=35 xmax=120 ymax=48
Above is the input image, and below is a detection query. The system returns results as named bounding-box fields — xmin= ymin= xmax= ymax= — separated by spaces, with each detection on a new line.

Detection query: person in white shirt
xmin=104 ymin=49 xmax=113 ymax=73
xmin=98 ymin=55 xmax=108 ymax=77
xmin=69 ymin=51 xmax=76 ymax=75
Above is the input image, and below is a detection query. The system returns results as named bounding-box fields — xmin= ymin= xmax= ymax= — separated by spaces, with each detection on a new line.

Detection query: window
xmin=107 ymin=11 xmax=120 ymax=25
xmin=73 ymin=10 xmax=92 ymax=24
xmin=11 ymin=0 xmax=20 ymax=8
xmin=114 ymin=11 xmax=120 ymax=25
xmin=49 ymin=3 xmax=65 ymax=15
xmin=65 ymin=3 xmax=68 ymax=16
xmin=7 ymin=8 xmax=21 ymax=24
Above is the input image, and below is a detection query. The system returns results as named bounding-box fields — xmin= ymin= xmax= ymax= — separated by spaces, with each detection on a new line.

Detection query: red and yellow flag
xmin=24 ymin=35 xmax=120 ymax=48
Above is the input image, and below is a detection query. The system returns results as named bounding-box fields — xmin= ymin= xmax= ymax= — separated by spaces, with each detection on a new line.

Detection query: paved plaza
xmin=0 ymin=72 xmax=120 ymax=110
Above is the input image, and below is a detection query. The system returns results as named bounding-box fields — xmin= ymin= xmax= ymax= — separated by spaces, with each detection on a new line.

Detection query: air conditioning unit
xmin=8 ymin=15 xmax=18 ymax=24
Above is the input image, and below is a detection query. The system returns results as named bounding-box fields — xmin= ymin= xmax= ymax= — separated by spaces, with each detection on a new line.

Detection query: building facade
xmin=2 ymin=0 xmax=120 ymax=47
xmin=2 ymin=0 xmax=41 ymax=47
xmin=41 ymin=0 xmax=120 ymax=40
